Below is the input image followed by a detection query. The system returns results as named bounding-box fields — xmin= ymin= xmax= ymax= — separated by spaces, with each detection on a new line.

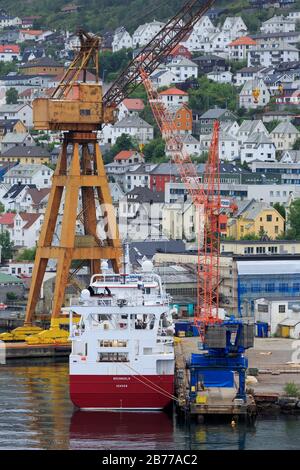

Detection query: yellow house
xmin=0 ymin=120 xmax=27 ymax=142
xmin=0 ymin=146 xmax=50 ymax=165
xmin=227 ymin=199 xmax=284 ymax=240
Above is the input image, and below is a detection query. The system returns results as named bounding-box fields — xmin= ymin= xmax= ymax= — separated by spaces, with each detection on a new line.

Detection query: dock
xmin=2 ymin=342 xmax=71 ymax=360
xmin=175 ymin=337 xmax=257 ymax=421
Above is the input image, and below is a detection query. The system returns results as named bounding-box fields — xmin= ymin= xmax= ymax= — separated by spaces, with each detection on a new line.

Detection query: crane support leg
xmin=22 ymin=132 xmax=122 ymax=329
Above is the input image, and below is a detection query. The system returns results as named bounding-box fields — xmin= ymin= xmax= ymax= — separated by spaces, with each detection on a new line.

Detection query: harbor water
xmin=0 ymin=363 xmax=300 ymax=450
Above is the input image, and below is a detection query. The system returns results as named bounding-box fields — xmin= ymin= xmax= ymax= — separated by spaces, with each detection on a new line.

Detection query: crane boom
xmin=103 ymin=0 xmax=215 ymax=108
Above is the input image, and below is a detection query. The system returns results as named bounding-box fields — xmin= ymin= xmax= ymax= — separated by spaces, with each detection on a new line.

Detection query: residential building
xmin=270 ymin=121 xmax=300 ymax=150
xmin=254 ymin=297 xmax=300 ymax=337
xmin=220 ymin=239 xmax=300 ymax=256
xmin=193 ymin=54 xmax=227 ymax=74
xmin=228 ymin=36 xmax=257 ymax=61
xmin=118 ymin=186 xmax=164 ymax=240
xmin=0 ymin=146 xmax=50 ymax=165
xmin=0 ymin=104 xmax=33 ymax=128
xmin=18 ymin=29 xmax=53 ymax=43
xmin=112 ymin=27 xmax=132 ymax=52
xmin=9 ymin=212 xmax=43 ymax=248
xmin=206 ymin=70 xmax=233 ymax=83
xmin=240 ymin=132 xmax=276 ymax=163
xmin=0 ymin=133 xmax=34 ymax=152
xmin=113 ymin=150 xmax=144 ymax=166
xmin=239 ymin=79 xmax=270 ymax=110
xmin=163 ymin=104 xmax=193 ymax=136
xmin=118 ymin=98 xmax=145 ymax=120
xmin=168 ymin=44 xmax=192 ymax=60
xmin=260 ymin=15 xmax=296 ymax=34
xmin=132 ymin=20 xmax=165 ymax=48
xmin=227 ymin=198 xmax=284 ymax=239
xmin=222 ymin=16 xmax=248 ymax=40
xmin=19 ymin=57 xmax=65 ymax=76
xmin=166 ymin=58 xmax=198 ymax=82
xmin=248 ymin=43 xmax=299 ymax=68
xmin=112 ymin=116 xmax=154 ymax=145
xmin=200 ymin=130 xmax=239 ymax=161
xmin=150 ymin=69 xmax=178 ymax=88
xmin=199 ymin=108 xmax=236 ymax=135
xmin=158 ymin=88 xmax=189 ymax=108
xmin=150 ymin=163 xmax=181 ymax=192
xmin=162 ymin=202 xmax=199 ymax=241
xmin=237 ymin=120 xmax=268 ymax=144
xmin=1 ymin=184 xmax=35 ymax=212
xmin=0 ymin=44 xmax=21 ymax=62
xmin=234 ymin=66 xmax=267 ymax=87
xmin=3 ymin=164 xmax=53 ymax=188
xmin=0 ymin=119 xmax=27 ymax=142
xmin=0 ymin=14 xmax=21 ymax=29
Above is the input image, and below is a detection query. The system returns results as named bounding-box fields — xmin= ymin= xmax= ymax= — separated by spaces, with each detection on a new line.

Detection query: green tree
xmin=273 ymin=202 xmax=286 ymax=220
xmin=0 ymin=231 xmax=13 ymax=260
xmin=286 ymin=199 xmax=300 ymax=239
xmin=189 ymin=76 xmax=239 ymax=113
xmin=293 ymin=138 xmax=300 ymax=150
xmin=17 ymin=247 xmax=36 ymax=261
xmin=6 ymin=87 xmax=19 ymax=105
xmin=0 ymin=201 xmax=4 ymax=213
xmin=103 ymin=133 xmax=138 ymax=163
xmin=143 ymin=137 xmax=166 ymax=162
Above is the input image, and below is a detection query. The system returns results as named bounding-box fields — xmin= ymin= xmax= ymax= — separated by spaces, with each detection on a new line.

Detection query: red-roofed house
xmin=168 ymin=44 xmax=192 ymax=60
xmin=10 ymin=212 xmax=43 ymax=248
xmin=0 ymin=213 xmax=16 ymax=232
xmin=118 ymin=98 xmax=145 ymax=120
xmin=159 ymin=87 xmax=189 ymax=107
xmin=18 ymin=30 xmax=52 ymax=42
xmin=114 ymin=150 xmax=144 ymax=165
xmin=228 ymin=36 xmax=257 ymax=61
xmin=0 ymin=45 xmax=21 ymax=62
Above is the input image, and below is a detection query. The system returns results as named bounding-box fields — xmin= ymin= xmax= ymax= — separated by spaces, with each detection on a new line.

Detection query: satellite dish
xmin=142 ymin=259 xmax=154 ymax=272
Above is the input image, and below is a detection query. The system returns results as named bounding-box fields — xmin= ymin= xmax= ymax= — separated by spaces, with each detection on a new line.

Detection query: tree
xmin=286 ymin=199 xmax=300 ymax=239
xmin=0 ymin=231 xmax=13 ymax=260
xmin=143 ymin=138 xmax=166 ymax=162
xmin=188 ymin=76 xmax=239 ymax=113
xmin=273 ymin=202 xmax=286 ymax=220
xmin=103 ymin=134 xmax=138 ymax=163
xmin=17 ymin=247 xmax=36 ymax=261
xmin=293 ymin=138 xmax=300 ymax=150
xmin=0 ymin=201 xmax=4 ymax=214
xmin=6 ymin=88 xmax=19 ymax=105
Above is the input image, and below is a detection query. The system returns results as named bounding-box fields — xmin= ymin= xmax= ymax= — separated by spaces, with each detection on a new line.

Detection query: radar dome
xmin=142 ymin=259 xmax=154 ymax=272
xmin=81 ymin=289 xmax=91 ymax=300
xmin=101 ymin=260 xmax=109 ymax=271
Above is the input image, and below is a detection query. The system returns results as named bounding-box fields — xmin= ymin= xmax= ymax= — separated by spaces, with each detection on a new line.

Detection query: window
xmin=278 ymin=305 xmax=286 ymax=313
xmin=258 ymin=304 xmax=268 ymax=312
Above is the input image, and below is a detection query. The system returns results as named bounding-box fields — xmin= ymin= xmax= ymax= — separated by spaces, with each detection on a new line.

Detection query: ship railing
xmin=68 ymin=295 xmax=170 ymax=308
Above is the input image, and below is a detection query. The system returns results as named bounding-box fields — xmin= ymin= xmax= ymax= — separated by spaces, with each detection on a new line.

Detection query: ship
xmin=66 ymin=257 xmax=175 ymax=411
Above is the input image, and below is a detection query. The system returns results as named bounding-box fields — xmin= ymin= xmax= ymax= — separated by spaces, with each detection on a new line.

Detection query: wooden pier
xmin=174 ymin=337 xmax=257 ymax=420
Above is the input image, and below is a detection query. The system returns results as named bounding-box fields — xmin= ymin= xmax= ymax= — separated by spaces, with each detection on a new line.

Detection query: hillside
xmin=0 ymin=0 xmax=300 ymax=34
xmin=0 ymin=0 xmax=286 ymax=34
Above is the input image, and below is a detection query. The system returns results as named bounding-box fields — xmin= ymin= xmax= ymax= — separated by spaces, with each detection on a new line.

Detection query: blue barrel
xmin=187 ymin=303 xmax=194 ymax=317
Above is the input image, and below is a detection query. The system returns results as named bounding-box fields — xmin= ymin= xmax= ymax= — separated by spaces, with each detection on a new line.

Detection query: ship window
xmin=98 ymin=352 xmax=129 ymax=362
xmin=80 ymin=109 xmax=91 ymax=116
xmin=99 ymin=340 xmax=127 ymax=348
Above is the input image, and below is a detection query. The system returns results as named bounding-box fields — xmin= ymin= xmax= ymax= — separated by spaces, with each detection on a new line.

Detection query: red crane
xmin=140 ymin=70 xmax=222 ymax=334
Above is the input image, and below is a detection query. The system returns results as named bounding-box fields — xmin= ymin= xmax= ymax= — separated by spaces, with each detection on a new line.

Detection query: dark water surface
xmin=0 ymin=363 xmax=300 ymax=450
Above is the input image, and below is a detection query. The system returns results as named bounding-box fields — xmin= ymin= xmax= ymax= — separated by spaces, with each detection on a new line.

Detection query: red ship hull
xmin=70 ymin=374 xmax=174 ymax=410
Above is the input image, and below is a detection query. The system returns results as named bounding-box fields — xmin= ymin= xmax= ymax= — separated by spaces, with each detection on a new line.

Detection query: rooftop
xmin=1 ymin=146 xmax=50 ymax=158
xmin=229 ymin=36 xmax=256 ymax=47
xmin=159 ymin=87 xmax=188 ymax=96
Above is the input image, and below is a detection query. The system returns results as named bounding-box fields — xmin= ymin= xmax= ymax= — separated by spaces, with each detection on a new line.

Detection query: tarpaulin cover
xmin=194 ymin=369 xmax=234 ymax=388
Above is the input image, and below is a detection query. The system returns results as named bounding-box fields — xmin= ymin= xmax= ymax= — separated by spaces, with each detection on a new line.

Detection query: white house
xmin=159 ymin=87 xmax=189 ymax=107
xmin=132 ymin=20 xmax=165 ymax=47
xmin=239 ymin=79 xmax=270 ymax=110
xmin=260 ymin=15 xmax=296 ymax=34
xmin=207 ymin=70 xmax=233 ymax=84
xmin=9 ymin=212 xmax=43 ymax=248
xmin=200 ymin=130 xmax=239 ymax=161
xmin=270 ymin=121 xmax=300 ymax=151
xmin=0 ymin=44 xmax=21 ymax=62
xmin=222 ymin=16 xmax=248 ymax=40
xmin=280 ymin=149 xmax=300 ymax=163
xmin=237 ymin=120 xmax=268 ymax=144
xmin=150 ymin=69 xmax=178 ymax=88
xmin=255 ymin=297 xmax=300 ymax=338
xmin=112 ymin=116 xmax=154 ymax=145
xmin=0 ymin=15 xmax=21 ymax=29
xmin=113 ymin=150 xmax=145 ymax=166
xmin=0 ymin=132 xmax=34 ymax=152
xmin=4 ymin=164 xmax=53 ymax=188
xmin=112 ymin=27 xmax=132 ymax=52
xmin=240 ymin=132 xmax=276 ymax=164
xmin=234 ymin=66 xmax=267 ymax=87
xmin=228 ymin=36 xmax=257 ymax=61
xmin=193 ymin=15 xmax=217 ymax=37
xmin=166 ymin=57 xmax=198 ymax=81
xmin=118 ymin=98 xmax=145 ymax=120
xmin=0 ymin=103 xmax=33 ymax=128
xmin=248 ymin=43 xmax=299 ymax=68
